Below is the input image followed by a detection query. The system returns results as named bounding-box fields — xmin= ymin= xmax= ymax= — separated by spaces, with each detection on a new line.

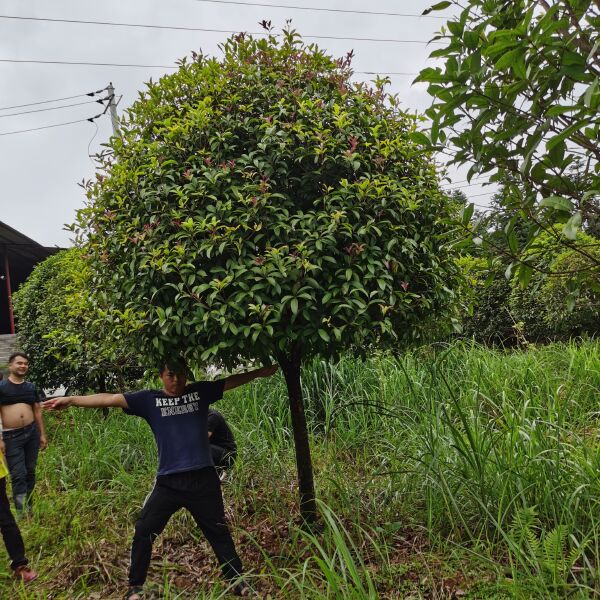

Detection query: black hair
xmin=8 ymin=352 xmax=29 ymax=363
xmin=158 ymin=358 xmax=188 ymax=375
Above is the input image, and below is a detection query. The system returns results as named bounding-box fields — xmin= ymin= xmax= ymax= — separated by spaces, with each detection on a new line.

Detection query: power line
xmin=354 ymin=71 xmax=416 ymax=76
xmin=0 ymin=15 xmax=440 ymax=44
xmin=0 ymin=115 xmax=104 ymax=137
xmin=445 ymin=181 xmax=492 ymax=191
xmin=0 ymin=58 xmax=417 ymax=77
xmin=301 ymin=33 xmax=433 ymax=44
xmin=443 ymin=189 xmax=495 ymax=198
xmin=0 ymin=88 xmax=107 ymax=111
xmin=193 ymin=0 xmax=447 ymax=18
xmin=464 ymin=191 xmax=495 ymax=199
xmin=0 ymin=98 xmax=108 ymax=119
xmin=0 ymin=58 xmax=177 ymax=69
xmin=0 ymin=14 xmax=264 ymax=35
xmin=445 ymin=175 xmax=489 ymax=186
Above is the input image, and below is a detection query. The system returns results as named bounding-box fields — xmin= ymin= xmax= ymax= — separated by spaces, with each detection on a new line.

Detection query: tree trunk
xmin=279 ymin=350 xmax=317 ymax=523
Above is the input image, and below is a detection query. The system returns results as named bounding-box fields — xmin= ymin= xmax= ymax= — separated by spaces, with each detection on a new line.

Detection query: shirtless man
xmin=0 ymin=353 xmax=47 ymax=513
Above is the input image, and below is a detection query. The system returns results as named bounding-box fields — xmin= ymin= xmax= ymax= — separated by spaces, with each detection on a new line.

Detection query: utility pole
xmin=106 ymin=82 xmax=121 ymax=137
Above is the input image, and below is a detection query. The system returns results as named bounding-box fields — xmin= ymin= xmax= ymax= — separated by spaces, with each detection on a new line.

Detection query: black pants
xmin=129 ymin=467 xmax=243 ymax=586
xmin=210 ymin=444 xmax=236 ymax=471
xmin=0 ymin=477 xmax=27 ymax=570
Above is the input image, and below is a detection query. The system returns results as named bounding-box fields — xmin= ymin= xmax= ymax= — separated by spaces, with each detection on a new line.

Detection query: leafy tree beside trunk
xmin=419 ymin=0 xmax=600 ymax=291
xmin=77 ymin=30 xmax=463 ymax=521
xmin=12 ymin=248 xmax=143 ymax=393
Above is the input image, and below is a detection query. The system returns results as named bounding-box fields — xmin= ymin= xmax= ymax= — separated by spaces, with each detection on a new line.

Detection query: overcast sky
xmin=0 ymin=0 xmax=493 ymax=247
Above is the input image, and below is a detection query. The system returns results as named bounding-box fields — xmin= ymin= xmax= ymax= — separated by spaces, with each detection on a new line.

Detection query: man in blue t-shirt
xmin=43 ymin=361 xmax=278 ymax=599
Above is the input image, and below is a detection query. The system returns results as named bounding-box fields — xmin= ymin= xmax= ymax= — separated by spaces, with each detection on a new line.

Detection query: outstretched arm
xmin=223 ymin=365 xmax=278 ymax=391
xmin=42 ymin=393 xmax=128 ymax=410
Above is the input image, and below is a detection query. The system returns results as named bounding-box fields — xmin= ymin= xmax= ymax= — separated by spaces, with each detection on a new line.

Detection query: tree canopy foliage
xmin=419 ymin=0 xmax=600 ymax=289
xmin=459 ymin=225 xmax=600 ymax=344
xmin=13 ymin=249 xmax=141 ymax=393
xmin=76 ymin=29 xmax=462 ymax=519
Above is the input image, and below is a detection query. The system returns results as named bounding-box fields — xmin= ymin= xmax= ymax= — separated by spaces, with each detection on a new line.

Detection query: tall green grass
xmin=1 ymin=339 xmax=598 ymax=598
xmin=227 ymin=339 xmax=600 ymax=597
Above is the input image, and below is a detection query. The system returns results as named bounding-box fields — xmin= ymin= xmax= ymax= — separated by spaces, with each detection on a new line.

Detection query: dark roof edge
xmin=0 ymin=220 xmax=46 ymax=249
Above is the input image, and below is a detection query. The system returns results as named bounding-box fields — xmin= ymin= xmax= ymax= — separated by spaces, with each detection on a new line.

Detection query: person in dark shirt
xmin=0 ymin=352 xmax=47 ymax=514
xmin=43 ymin=360 xmax=277 ymax=600
xmin=208 ymin=408 xmax=237 ymax=475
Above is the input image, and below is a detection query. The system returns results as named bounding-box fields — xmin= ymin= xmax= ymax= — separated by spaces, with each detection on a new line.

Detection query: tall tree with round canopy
xmin=77 ymin=29 xmax=462 ymax=521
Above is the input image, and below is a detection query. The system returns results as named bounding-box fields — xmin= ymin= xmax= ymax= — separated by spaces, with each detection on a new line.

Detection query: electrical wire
xmin=0 ymin=15 xmax=260 ymax=35
xmin=445 ymin=181 xmax=493 ymax=191
xmin=0 ymin=15 xmax=441 ymax=44
xmin=462 ymin=191 xmax=495 ymax=199
xmin=0 ymin=59 xmax=420 ymax=77
xmin=192 ymin=0 xmax=448 ymax=18
xmin=0 ymin=98 xmax=108 ymax=119
xmin=0 ymin=114 xmax=103 ymax=136
xmin=87 ymin=119 xmax=100 ymax=166
xmin=445 ymin=175 xmax=489 ymax=186
xmin=0 ymin=58 xmax=177 ymax=69
xmin=0 ymin=88 xmax=107 ymax=111
xmin=355 ymin=71 xmax=416 ymax=76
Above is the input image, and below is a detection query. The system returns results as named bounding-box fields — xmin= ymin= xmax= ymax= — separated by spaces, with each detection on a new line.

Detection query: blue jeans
xmin=4 ymin=423 xmax=40 ymax=512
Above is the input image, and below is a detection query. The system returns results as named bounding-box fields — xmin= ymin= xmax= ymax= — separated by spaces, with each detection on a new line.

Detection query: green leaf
xmin=545 ymin=105 xmax=578 ymax=117
xmin=318 ymin=329 xmax=331 ymax=342
xmin=447 ymin=20 xmax=464 ymax=37
xmin=548 ymin=140 xmax=565 ymax=167
xmin=413 ymin=68 xmax=445 ymax=84
xmin=422 ymin=1 xmax=451 ymax=15
xmin=463 ymin=30 xmax=480 ymax=50
xmin=507 ymin=230 xmax=518 ymax=255
xmin=583 ymin=79 xmax=599 ymax=110
xmin=290 ymin=297 xmax=298 ymax=315
xmin=517 ymin=264 xmax=532 ymax=288
xmin=539 ymin=196 xmax=573 ymax=212
xmin=562 ymin=212 xmax=582 ymax=240
xmin=495 ymin=49 xmax=526 ymax=79
xmin=461 ymin=202 xmax=474 ymax=225
xmin=546 ymin=122 xmax=584 ymax=151
xmin=410 ymin=131 xmax=430 ymax=146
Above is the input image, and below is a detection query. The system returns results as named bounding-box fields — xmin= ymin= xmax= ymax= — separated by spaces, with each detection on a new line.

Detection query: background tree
xmin=458 ymin=255 xmax=516 ymax=344
xmin=508 ymin=227 xmax=600 ymax=341
xmin=13 ymin=248 xmax=142 ymax=394
xmin=419 ymin=0 xmax=600 ymax=289
xmin=76 ymin=29 xmax=463 ymax=521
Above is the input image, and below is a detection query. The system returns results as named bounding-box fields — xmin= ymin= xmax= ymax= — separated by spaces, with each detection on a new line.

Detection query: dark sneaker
xmin=14 ymin=565 xmax=38 ymax=583
xmin=124 ymin=586 xmax=144 ymax=599
xmin=232 ymin=581 xmax=255 ymax=596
